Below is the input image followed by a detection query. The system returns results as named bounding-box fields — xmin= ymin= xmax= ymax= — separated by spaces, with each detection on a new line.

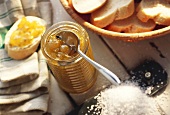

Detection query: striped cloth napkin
xmin=0 ymin=0 xmax=52 ymax=114
xmin=0 ymin=51 xmax=39 ymax=89
xmin=0 ymin=50 xmax=50 ymax=114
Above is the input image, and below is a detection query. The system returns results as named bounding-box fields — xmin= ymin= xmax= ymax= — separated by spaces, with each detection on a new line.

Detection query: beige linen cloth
xmin=0 ymin=0 xmax=52 ymax=114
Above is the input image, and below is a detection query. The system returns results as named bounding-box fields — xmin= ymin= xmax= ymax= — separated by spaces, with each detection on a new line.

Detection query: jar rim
xmin=41 ymin=21 xmax=90 ymax=65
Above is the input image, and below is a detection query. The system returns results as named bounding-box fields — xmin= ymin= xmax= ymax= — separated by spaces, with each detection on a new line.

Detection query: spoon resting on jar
xmin=56 ymin=36 xmax=121 ymax=86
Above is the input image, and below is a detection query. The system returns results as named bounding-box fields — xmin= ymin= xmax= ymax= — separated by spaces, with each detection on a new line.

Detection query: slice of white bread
xmin=91 ymin=0 xmax=135 ymax=28
xmin=106 ymin=12 xmax=156 ymax=33
xmin=136 ymin=0 xmax=170 ymax=25
xmin=72 ymin=0 xmax=107 ymax=14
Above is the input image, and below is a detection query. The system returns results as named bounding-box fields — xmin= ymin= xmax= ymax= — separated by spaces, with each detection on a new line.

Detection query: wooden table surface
xmin=48 ymin=0 xmax=170 ymax=115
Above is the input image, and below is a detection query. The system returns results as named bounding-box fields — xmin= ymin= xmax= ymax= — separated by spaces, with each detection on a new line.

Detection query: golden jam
xmin=44 ymin=31 xmax=77 ymax=60
xmin=9 ymin=17 xmax=45 ymax=48
xmin=41 ymin=21 xmax=97 ymax=94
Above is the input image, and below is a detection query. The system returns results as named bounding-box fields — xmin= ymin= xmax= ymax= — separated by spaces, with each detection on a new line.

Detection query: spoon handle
xmin=78 ymin=49 xmax=121 ymax=85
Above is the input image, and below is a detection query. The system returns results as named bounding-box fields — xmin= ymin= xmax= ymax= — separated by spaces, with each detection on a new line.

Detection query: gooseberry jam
xmin=9 ymin=17 xmax=45 ymax=48
xmin=44 ymin=31 xmax=78 ymax=60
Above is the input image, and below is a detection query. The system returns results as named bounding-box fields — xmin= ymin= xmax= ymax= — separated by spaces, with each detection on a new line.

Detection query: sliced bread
xmin=106 ymin=12 xmax=156 ymax=33
xmin=136 ymin=0 xmax=170 ymax=25
xmin=72 ymin=0 xmax=107 ymax=14
xmin=91 ymin=0 xmax=135 ymax=28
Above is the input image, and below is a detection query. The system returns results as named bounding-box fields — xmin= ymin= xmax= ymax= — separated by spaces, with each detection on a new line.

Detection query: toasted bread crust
xmin=7 ymin=40 xmax=40 ymax=60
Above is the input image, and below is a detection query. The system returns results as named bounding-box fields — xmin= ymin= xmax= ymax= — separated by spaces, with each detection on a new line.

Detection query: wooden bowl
xmin=60 ymin=0 xmax=170 ymax=42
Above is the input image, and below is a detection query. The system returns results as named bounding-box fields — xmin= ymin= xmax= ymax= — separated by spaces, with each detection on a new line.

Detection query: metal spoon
xmin=56 ymin=36 xmax=121 ymax=85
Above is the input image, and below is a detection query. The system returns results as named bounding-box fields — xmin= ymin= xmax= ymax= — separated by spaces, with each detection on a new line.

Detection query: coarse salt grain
xmin=91 ymin=83 xmax=161 ymax=115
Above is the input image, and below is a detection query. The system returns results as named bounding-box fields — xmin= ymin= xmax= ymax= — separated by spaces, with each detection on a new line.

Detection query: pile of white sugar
xmin=88 ymin=83 xmax=161 ymax=115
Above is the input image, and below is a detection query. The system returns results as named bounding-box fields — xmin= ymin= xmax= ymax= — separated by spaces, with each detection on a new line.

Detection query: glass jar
xmin=41 ymin=21 xmax=97 ymax=94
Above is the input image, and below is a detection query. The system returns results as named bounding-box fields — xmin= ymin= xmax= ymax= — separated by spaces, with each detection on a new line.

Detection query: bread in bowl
xmin=72 ymin=0 xmax=107 ymax=14
xmin=5 ymin=16 xmax=46 ymax=60
xmin=60 ymin=0 xmax=170 ymax=41
xmin=91 ymin=0 xmax=135 ymax=28
xmin=106 ymin=12 xmax=156 ymax=33
xmin=137 ymin=0 xmax=170 ymax=25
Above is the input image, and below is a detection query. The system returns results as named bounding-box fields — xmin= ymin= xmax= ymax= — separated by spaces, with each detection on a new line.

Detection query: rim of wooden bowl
xmin=60 ymin=0 xmax=170 ymax=42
